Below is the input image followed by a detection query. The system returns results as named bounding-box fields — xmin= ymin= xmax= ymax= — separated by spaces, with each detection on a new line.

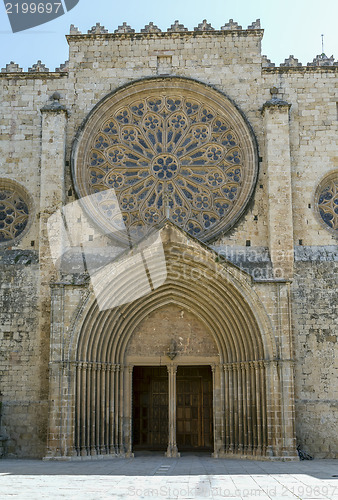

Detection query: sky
xmin=0 ymin=0 xmax=337 ymax=71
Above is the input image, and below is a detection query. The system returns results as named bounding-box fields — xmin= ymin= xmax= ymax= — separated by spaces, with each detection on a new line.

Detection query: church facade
xmin=0 ymin=19 xmax=337 ymax=460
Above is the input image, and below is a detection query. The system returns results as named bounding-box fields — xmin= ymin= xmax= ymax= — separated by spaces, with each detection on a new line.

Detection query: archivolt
xmin=71 ymin=242 xmax=275 ymax=365
xmin=69 ymin=239 xmax=275 ymax=457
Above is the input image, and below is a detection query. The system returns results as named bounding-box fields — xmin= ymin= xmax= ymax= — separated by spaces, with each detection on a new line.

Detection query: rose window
xmin=315 ymin=172 xmax=338 ymax=234
xmin=0 ymin=182 xmax=29 ymax=244
xmin=72 ymin=78 xmax=258 ymax=242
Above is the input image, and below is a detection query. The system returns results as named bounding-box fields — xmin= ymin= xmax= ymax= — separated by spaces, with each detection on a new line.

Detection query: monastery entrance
xmin=132 ymin=365 xmax=213 ymax=453
xmin=46 ymin=224 xmax=298 ymax=460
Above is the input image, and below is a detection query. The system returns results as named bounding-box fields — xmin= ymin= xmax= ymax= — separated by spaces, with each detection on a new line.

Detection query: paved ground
xmin=0 ymin=453 xmax=337 ymax=499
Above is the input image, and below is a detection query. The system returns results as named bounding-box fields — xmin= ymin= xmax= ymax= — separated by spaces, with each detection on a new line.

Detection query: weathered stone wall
xmin=262 ymin=67 xmax=337 ymax=247
xmin=0 ymin=250 xmax=46 ymax=457
xmin=0 ymin=74 xmax=68 ymax=252
xmin=63 ymin=31 xmax=269 ymax=249
xmin=1 ymin=33 xmax=337 ymax=253
xmin=292 ymin=248 xmax=338 ymax=458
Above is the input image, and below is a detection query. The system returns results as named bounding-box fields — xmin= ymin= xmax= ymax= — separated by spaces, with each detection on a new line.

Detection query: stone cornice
xmin=0 ymin=72 xmax=67 ymax=79
xmin=66 ymin=29 xmax=264 ymax=44
xmin=262 ymin=66 xmax=338 ymax=74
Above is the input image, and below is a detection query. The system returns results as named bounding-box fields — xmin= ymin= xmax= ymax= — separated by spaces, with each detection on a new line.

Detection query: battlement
xmin=0 ymin=20 xmax=337 ymax=74
xmin=69 ymin=19 xmax=262 ymax=35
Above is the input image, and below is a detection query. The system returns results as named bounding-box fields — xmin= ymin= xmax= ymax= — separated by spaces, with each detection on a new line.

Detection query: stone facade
xmin=0 ymin=20 xmax=337 ymax=459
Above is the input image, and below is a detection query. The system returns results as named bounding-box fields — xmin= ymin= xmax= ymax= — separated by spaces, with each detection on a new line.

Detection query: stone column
xmin=44 ymin=283 xmax=64 ymax=459
xmin=40 ymin=93 xmax=68 ymax=458
xmin=262 ymin=91 xmax=294 ymax=280
xmin=125 ymin=365 xmax=134 ymax=457
xmin=212 ymin=364 xmax=225 ymax=457
xmin=264 ymin=360 xmax=278 ymax=457
xmin=166 ymin=365 xmax=180 ymax=457
xmin=276 ymin=282 xmax=298 ymax=458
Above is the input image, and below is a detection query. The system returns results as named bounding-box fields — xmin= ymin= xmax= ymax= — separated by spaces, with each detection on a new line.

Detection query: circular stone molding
xmin=0 ymin=179 xmax=31 ymax=246
xmin=72 ymin=77 xmax=258 ymax=243
xmin=314 ymin=171 xmax=338 ymax=235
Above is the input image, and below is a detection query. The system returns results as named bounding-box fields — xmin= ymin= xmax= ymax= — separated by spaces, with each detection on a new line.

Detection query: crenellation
xmin=87 ymin=23 xmax=108 ymax=34
xmin=55 ymin=60 xmax=69 ymax=73
xmin=28 ymin=60 xmax=49 ymax=72
xmin=64 ymin=20 xmax=267 ymax=36
xmin=281 ymin=55 xmax=302 ymax=67
xmin=247 ymin=19 xmax=261 ymax=29
xmin=1 ymin=61 xmax=23 ymax=73
xmin=194 ymin=19 xmax=214 ymax=31
xmin=69 ymin=24 xmax=81 ymax=35
xmin=167 ymin=20 xmax=188 ymax=32
xmin=221 ymin=19 xmax=242 ymax=30
xmin=141 ymin=22 xmax=161 ymax=33
xmin=114 ymin=22 xmax=135 ymax=34
xmin=308 ymin=53 xmax=336 ymax=67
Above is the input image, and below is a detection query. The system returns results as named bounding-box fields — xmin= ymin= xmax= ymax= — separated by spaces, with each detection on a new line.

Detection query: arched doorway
xmin=46 ymin=223 xmax=297 ymax=459
xmin=63 ymin=224 xmax=281 ymax=458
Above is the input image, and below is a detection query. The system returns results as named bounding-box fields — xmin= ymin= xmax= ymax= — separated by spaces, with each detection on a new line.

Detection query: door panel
xmin=176 ymin=366 xmax=213 ymax=450
xmin=133 ymin=366 xmax=168 ymax=450
xmin=133 ymin=365 xmax=213 ymax=452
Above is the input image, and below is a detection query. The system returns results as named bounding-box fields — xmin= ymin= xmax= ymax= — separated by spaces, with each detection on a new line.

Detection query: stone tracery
xmin=72 ymin=79 xmax=258 ymax=242
xmin=0 ymin=183 xmax=29 ymax=244
xmin=316 ymin=172 xmax=338 ymax=233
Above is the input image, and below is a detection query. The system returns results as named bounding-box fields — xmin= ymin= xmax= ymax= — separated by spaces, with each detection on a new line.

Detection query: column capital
xmin=166 ymin=364 xmax=177 ymax=374
xmin=41 ymin=92 xmax=69 ymax=115
xmin=262 ymin=97 xmax=291 ymax=114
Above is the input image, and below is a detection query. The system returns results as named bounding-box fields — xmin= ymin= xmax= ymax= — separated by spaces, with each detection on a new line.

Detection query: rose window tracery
xmin=0 ymin=183 xmax=30 ymax=244
xmin=315 ymin=173 xmax=338 ymax=234
xmin=72 ymin=79 xmax=258 ymax=242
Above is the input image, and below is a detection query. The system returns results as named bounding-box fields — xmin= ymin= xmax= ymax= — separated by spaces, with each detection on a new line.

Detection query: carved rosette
xmin=72 ymin=78 xmax=258 ymax=242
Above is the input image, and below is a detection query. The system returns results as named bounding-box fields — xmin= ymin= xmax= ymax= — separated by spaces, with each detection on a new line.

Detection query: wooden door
xmin=176 ymin=366 xmax=213 ymax=450
xmin=132 ymin=366 xmax=168 ymax=450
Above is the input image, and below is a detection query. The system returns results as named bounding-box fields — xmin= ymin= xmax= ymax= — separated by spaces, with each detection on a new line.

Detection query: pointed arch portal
xmin=46 ymin=223 xmax=297 ymax=460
